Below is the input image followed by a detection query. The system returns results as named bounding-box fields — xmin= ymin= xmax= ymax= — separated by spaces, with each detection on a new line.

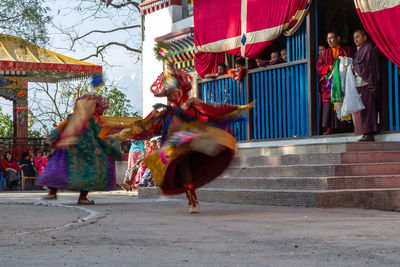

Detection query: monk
xmin=317 ymin=32 xmax=353 ymax=134
xmin=228 ymin=57 xmax=247 ymax=82
xmin=352 ymin=29 xmax=381 ymax=141
xmin=204 ymin=63 xmax=228 ymax=79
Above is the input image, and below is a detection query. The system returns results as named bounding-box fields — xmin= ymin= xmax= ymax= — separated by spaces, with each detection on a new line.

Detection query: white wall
xmin=142 ymin=5 xmax=194 ymax=116
xmin=172 ymin=16 xmax=193 ymax=32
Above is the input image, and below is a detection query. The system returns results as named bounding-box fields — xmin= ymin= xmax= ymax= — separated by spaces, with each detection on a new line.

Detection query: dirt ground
xmin=1 ymin=191 xmax=400 ymax=266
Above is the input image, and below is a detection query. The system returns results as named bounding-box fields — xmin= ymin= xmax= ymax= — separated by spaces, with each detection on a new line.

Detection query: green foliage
xmin=0 ymin=0 xmax=52 ymax=45
xmin=0 ymin=106 xmax=13 ymax=138
xmin=82 ymin=84 xmax=141 ymax=117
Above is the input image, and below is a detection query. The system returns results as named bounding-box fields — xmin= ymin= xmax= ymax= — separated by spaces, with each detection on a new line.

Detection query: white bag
xmin=338 ymin=56 xmax=353 ymax=93
xmin=341 ymin=65 xmax=365 ymax=116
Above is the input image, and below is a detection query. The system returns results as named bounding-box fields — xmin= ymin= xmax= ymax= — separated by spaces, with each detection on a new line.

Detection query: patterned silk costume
xmin=37 ymin=95 xmax=122 ymax=194
xmin=118 ymin=46 xmax=252 ymax=211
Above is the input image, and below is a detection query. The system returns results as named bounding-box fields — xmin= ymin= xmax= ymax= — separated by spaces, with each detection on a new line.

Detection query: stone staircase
xmin=139 ymin=141 xmax=400 ymax=211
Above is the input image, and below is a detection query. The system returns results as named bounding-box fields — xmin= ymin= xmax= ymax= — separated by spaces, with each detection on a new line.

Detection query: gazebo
xmin=0 ymin=34 xmax=102 ymax=158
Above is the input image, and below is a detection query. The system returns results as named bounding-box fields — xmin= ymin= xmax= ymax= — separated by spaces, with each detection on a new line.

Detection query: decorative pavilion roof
xmin=0 ymin=34 xmax=102 ymax=83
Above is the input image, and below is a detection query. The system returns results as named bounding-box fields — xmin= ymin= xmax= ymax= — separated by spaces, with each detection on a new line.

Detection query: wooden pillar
xmin=306 ymin=1 xmax=318 ymax=136
xmin=12 ymin=78 xmax=29 ymax=160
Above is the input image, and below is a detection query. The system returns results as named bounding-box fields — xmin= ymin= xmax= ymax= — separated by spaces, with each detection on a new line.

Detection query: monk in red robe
xmin=317 ymin=32 xmax=353 ymax=134
xmin=352 ymin=29 xmax=381 ymax=141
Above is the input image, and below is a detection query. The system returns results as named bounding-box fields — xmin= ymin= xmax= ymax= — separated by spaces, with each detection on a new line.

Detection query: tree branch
xmin=80 ymin=41 xmax=141 ymax=61
xmin=101 ymin=0 xmax=140 ymax=11
xmin=71 ymin=24 xmax=140 ymax=49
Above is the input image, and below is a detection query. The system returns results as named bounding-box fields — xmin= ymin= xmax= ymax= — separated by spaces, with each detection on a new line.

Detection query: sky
xmin=0 ymin=0 xmax=143 ymax=116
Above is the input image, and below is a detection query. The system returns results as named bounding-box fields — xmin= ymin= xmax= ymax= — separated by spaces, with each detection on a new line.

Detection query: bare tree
xmin=29 ymin=79 xmax=141 ymax=135
xmin=50 ymin=0 xmax=142 ymax=64
xmin=29 ymin=81 xmax=86 ymax=134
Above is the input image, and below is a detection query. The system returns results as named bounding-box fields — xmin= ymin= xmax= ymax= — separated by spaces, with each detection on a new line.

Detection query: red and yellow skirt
xmin=144 ymin=122 xmax=236 ymax=195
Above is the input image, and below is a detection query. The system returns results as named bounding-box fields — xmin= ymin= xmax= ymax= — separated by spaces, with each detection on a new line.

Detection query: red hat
xmin=150 ymin=64 xmax=192 ymax=97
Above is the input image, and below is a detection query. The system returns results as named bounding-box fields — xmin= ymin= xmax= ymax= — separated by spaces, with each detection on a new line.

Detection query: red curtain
xmin=194 ymin=0 xmax=311 ymax=59
xmin=195 ymin=52 xmax=225 ymax=78
xmin=355 ymin=1 xmax=400 ymax=67
xmin=194 ymin=0 xmax=311 ymax=76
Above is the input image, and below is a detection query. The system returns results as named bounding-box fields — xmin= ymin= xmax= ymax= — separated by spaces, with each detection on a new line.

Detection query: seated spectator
xmin=318 ymin=45 xmax=327 ymax=57
xmin=204 ymin=63 xmax=228 ymax=79
xmin=19 ymin=152 xmax=37 ymax=177
xmin=228 ymin=57 xmax=247 ymax=82
xmin=1 ymin=151 xmax=21 ymax=191
xmin=281 ymin=48 xmax=288 ymax=62
xmin=38 ymin=150 xmax=49 ymax=176
xmin=33 ymin=150 xmax=42 ymax=173
xmin=119 ymin=139 xmax=153 ymax=191
xmin=138 ymin=169 xmax=154 ymax=187
xmin=138 ymin=139 xmax=160 ymax=188
xmin=128 ymin=140 xmax=144 ymax=169
xmin=255 ymin=56 xmax=269 ymax=68
xmin=268 ymin=51 xmax=285 ymax=65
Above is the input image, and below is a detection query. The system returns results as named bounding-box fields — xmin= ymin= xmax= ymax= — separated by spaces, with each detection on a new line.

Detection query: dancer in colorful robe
xmin=37 ymin=93 xmax=121 ymax=204
xmin=352 ymin=29 xmax=381 ymax=141
xmin=317 ymin=32 xmax=353 ymax=134
xmin=118 ymin=46 xmax=251 ymax=212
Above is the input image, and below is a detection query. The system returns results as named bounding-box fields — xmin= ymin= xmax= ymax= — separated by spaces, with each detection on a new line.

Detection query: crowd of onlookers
xmin=202 ymin=29 xmax=379 ymax=141
xmin=203 ymin=48 xmax=289 ymax=82
xmin=119 ymin=138 xmax=161 ymax=191
xmin=0 ymin=149 xmax=49 ymax=191
xmin=255 ymin=48 xmax=288 ymax=67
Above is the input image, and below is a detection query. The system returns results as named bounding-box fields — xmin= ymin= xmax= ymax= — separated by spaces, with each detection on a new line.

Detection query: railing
xmin=197 ymin=22 xmax=309 ymax=142
xmin=250 ymin=22 xmax=309 ymax=140
xmin=199 ymin=76 xmax=248 ymax=141
xmin=388 ymin=60 xmax=400 ymax=131
xmin=249 ymin=60 xmax=309 ymax=140
xmin=287 ymin=21 xmax=307 ymax=62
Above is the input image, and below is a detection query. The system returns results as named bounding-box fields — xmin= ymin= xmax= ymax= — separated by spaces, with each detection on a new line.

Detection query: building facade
xmin=141 ymin=0 xmax=400 ymax=142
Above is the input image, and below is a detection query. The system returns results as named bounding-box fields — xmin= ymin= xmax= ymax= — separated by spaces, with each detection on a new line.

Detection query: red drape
xmin=355 ymin=1 xmax=400 ymax=67
xmin=195 ymin=52 xmax=225 ymax=78
xmin=194 ymin=0 xmax=311 ymax=59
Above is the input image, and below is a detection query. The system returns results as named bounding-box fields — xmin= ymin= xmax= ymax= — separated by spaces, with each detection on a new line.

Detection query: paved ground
xmin=1 ymin=191 xmax=400 ymax=266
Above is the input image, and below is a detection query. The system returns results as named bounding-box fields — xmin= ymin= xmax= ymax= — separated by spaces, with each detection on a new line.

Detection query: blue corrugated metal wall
xmin=388 ymin=60 xmax=400 ymax=131
xmin=200 ymin=78 xmax=248 ymax=141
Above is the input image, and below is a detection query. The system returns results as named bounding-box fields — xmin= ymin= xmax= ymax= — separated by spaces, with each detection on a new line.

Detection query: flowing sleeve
xmin=188 ymin=98 xmax=254 ymax=123
xmin=115 ymin=111 xmax=163 ymax=140
xmin=51 ymin=99 xmax=97 ymax=148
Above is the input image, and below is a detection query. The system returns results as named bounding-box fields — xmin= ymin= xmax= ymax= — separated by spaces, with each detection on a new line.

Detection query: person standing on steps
xmin=352 ymin=29 xmax=381 ymax=142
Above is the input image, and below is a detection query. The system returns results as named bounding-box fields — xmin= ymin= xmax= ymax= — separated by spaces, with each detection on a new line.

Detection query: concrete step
xmin=207 ymin=177 xmax=329 ymax=190
xmin=345 ymin=142 xmax=400 ymax=152
xmin=206 ymin=175 xmax=400 ymax=190
xmin=232 ymin=151 xmax=400 ymax=167
xmin=194 ymin=188 xmax=400 ymax=211
xmin=223 ymin=165 xmax=335 ymax=177
xmin=137 ymin=186 xmax=400 ymax=211
xmin=232 ymin=153 xmax=341 ymax=166
xmin=224 ymin=162 xmax=400 ymax=178
xmin=334 ymin=163 xmax=400 ymax=176
xmin=340 ymin=151 xmax=400 ymax=164
xmin=316 ymin=188 xmax=400 ymax=210
xmin=238 ymin=142 xmax=400 ymax=157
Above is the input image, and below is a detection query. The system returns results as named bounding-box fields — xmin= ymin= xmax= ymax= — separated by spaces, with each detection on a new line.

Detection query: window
xmin=182 ymin=0 xmax=193 ymax=19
